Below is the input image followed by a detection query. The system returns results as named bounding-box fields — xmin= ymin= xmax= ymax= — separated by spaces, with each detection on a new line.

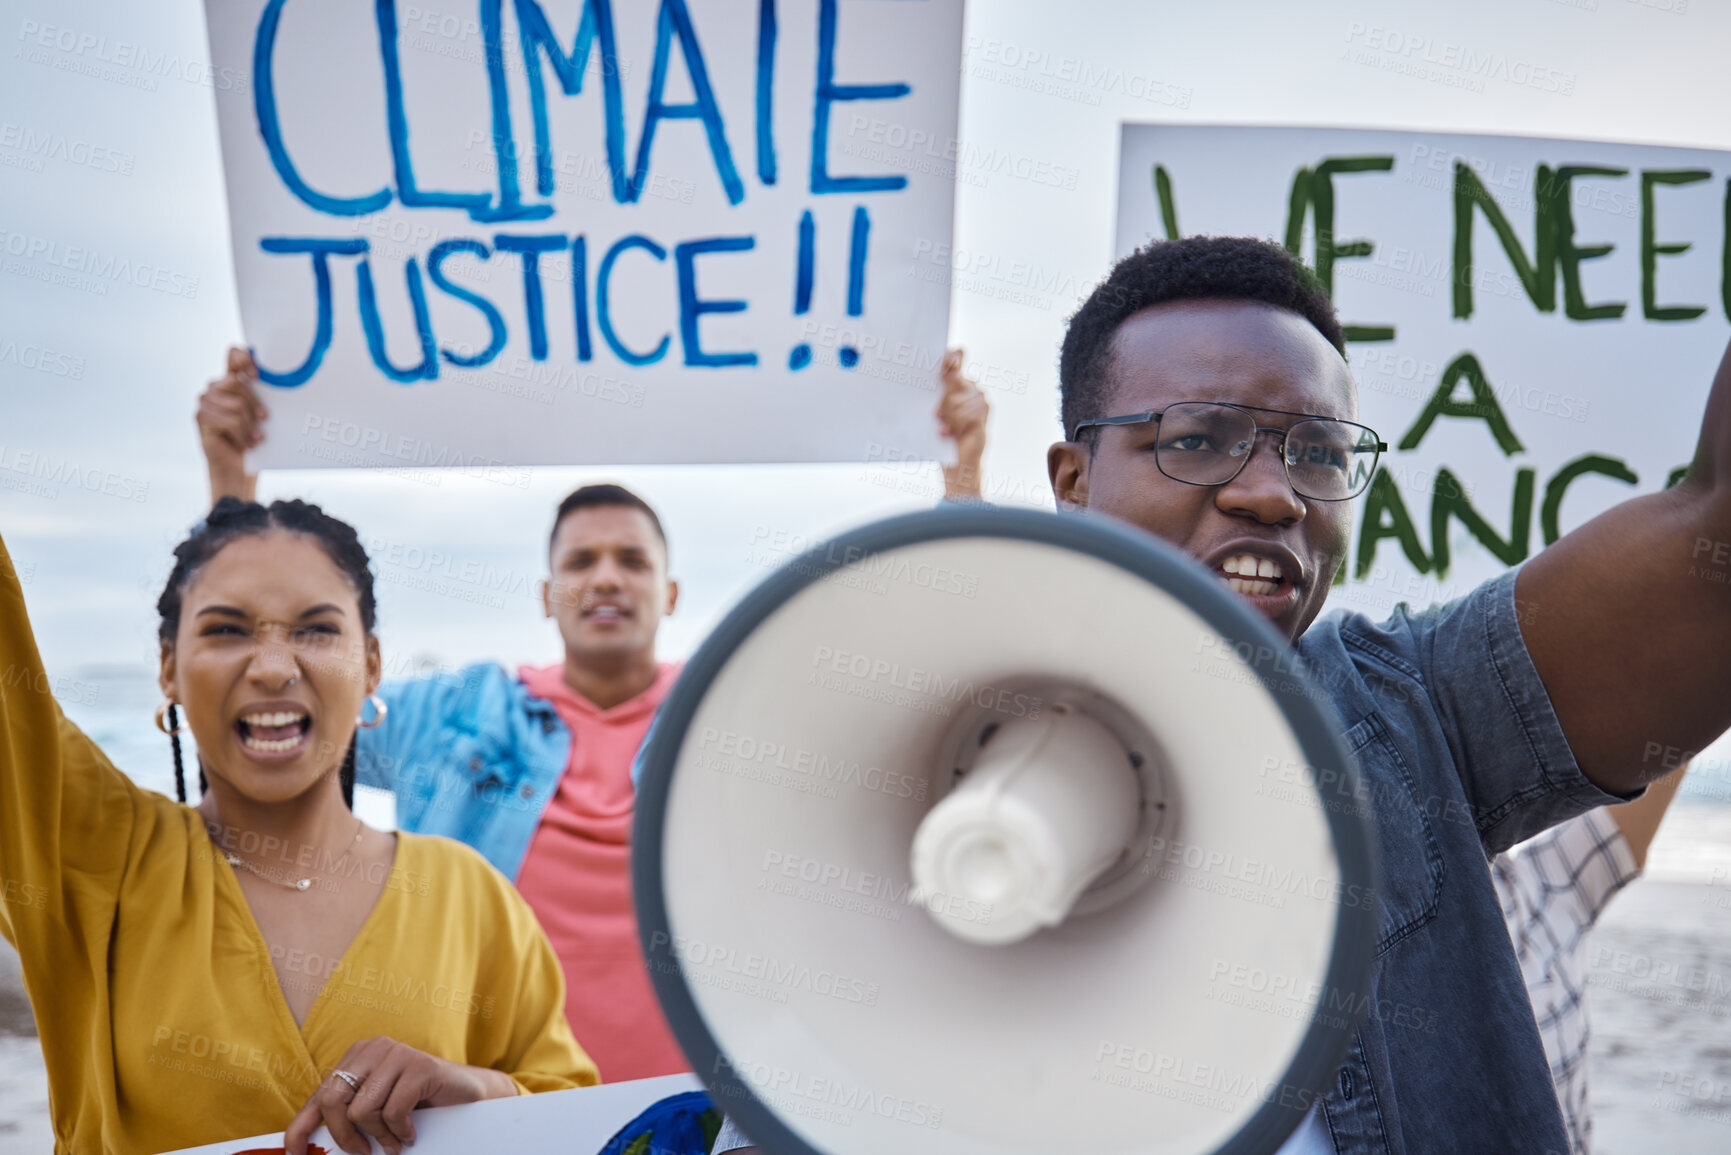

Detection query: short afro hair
xmin=549 ymin=483 xmax=668 ymax=560
xmin=1059 ymin=236 xmax=1345 ymax=441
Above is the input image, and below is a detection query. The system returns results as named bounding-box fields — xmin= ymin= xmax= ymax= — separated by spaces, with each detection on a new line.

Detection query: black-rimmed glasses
xmin=1072 ymin=401 xmax=1387 ymax=501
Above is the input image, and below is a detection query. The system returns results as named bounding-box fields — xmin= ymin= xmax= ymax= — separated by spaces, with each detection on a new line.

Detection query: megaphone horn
xmin=635 ymin=504 xmax=1377 ymax=1155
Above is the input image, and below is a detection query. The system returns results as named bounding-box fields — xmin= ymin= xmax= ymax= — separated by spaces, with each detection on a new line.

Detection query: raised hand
xmin=937 ymin=348 xmax=990 ymax=501
xmin=196 ymin=345 xmax=266 ymax=504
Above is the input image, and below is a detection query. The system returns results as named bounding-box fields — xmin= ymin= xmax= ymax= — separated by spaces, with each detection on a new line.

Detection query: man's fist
xmin=197 ymin=346 xmax=266 ymax=503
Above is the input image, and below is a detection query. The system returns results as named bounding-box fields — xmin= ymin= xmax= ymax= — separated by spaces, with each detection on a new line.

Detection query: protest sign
xmin=163 ymin=1073 xmax=707 ymax=1154
xmin=1117 ymin=126 xmax=1731 ymax=618
xmin=202 ymin=0 xmax=962 ymax=469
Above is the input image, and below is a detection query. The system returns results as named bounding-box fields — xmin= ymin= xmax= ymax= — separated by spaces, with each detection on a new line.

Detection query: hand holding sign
xmin=203 ymin=0 xmax=964 ymax=469
xmin=166 ymin=1075 xmax=708 ymax=1155
xmin=282 ymin=1037 xmax=518 ymax=1155
xmin=197 ymin=347 xmax=267 ymax=502
xmin=936 ymin=348 xmax=988 ymax=499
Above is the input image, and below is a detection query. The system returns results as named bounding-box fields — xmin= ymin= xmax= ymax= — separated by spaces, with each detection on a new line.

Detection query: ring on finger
xmin=332 ymin=1068 xmax=364 ymax=1093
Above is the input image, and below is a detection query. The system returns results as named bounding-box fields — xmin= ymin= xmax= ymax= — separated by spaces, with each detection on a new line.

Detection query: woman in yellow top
xmin=0 ymin=498 xmax=598 ymax=1155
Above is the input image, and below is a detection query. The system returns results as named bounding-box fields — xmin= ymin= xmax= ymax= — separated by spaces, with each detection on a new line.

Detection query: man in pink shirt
xmin=509 ymin=484 xmax=688 ymax=1080
xmin=194 ymin=348 xmax=990 ymax=1082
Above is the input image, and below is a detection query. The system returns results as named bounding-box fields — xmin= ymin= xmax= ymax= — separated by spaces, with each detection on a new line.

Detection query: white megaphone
xmin=634 ymin=505 xmax=1377 ymax=1155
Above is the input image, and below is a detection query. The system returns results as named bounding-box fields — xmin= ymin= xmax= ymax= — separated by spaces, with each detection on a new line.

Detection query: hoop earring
xmin=358 ymin=695 xmax=388 ymax=729
xmin=154 ymin=701 xmax=186 ymax=736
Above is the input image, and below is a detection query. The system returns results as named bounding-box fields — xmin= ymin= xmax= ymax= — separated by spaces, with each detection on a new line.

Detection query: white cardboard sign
xmin=203 ymin=0 xmax=961 ymax=468
xmin=1117 ymin=126 xmax=1731 ymax=617
xmin=163 ymin=1072 xmax=704 ymax=1154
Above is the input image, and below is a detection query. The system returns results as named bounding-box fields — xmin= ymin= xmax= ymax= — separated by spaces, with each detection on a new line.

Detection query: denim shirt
xmin=1286 ymin=569 xmax=1629 ymax=1155
xmin=355 ymin=663 xmax=570 ymax=879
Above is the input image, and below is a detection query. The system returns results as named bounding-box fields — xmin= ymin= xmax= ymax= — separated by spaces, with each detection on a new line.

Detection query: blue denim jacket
xmin=355 ymin=663 xmax=570 ymax=879
xmin=1279 ymin=569 xmax=1628 ymax=1155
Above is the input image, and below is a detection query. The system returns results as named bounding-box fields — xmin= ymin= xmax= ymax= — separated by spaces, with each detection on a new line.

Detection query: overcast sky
xmin=6 ymin=0 xmax=1731 ymax=676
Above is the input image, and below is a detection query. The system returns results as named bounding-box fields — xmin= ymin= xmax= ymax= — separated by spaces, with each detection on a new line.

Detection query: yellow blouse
xmin=0 ymin=536 xmax=598 ymax=1154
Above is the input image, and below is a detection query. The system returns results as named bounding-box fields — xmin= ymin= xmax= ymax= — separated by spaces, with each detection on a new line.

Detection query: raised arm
xmin=1518 ymin=338 xmax=1731 ymax=795
xmin=0 ymin=535 xmax=58 ymax=952
xmin=196 ymin=346 xmax=266 ymax=505
xmin=0 ymin=534 xmax=137 ymax=951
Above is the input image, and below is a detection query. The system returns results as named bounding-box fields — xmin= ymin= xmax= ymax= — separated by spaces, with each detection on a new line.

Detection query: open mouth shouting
xmin=1221 ymin=552 xmax=1285 ymax=596
xmin=235 ymin=703 xmax=312 ymax=761
xmin=1211 ymin=547 xmax=1304 ymax=620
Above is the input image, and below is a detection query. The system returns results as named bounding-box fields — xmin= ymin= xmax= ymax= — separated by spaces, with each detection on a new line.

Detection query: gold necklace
xmin=224 ymin=815 xmax=366 ymax=892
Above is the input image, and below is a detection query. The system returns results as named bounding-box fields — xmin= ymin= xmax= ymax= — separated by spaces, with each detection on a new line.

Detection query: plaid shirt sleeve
xmin=1492 ymin=807 xmax=1641 ymax=1155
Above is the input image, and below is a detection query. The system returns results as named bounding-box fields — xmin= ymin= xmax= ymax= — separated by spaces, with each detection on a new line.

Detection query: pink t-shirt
xmin=512 ymin=660 xmax=685 ymax=1082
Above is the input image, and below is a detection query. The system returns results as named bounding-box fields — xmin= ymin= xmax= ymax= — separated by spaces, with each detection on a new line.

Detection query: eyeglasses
xmin=1071 ymin=401 xmax=1387 ymax=502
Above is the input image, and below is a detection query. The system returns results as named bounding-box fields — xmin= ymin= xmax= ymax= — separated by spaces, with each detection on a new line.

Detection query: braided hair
xmin=157 ymin=497 xmax=376 ymax=808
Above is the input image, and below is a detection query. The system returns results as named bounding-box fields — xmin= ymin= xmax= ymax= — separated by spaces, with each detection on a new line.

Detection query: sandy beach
xmin=0 ymin=945 xmax=50 ymax=1153
xmin=1588 ymin=877 xmax=1731 ymax=1153
xmin=1586 ymin=803 xmax=1731 ymax=1155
